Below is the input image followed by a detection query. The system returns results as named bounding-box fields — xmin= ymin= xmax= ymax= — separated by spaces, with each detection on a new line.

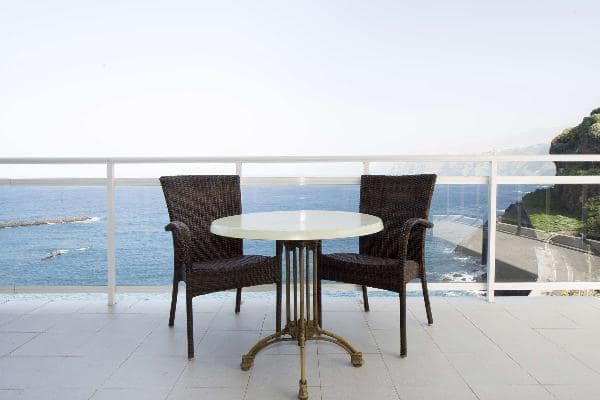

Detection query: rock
xmin=501 ymin=202 xmax=533 ymax=228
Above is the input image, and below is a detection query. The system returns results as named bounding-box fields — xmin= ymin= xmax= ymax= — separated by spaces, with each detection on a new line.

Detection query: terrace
xmin=2 ymin=293 xmax=600 ymax=400
xmin=1 ymin=155 xmax=600 ymax=399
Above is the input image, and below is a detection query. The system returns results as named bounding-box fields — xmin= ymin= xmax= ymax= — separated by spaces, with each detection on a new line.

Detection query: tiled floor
xmin=1 ymin=292 xmax=600 ymax=400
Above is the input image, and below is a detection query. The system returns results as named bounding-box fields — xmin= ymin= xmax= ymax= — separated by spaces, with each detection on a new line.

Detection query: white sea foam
xmin=76 ymin=216 xmax=100 ymax=224
xmin=441 ymin=268 xmax=485 ymax=283
xmin=42 ymin=249 xmax=68 ymax=260
xmin=42 ymin=247 xmax=88 ymax=260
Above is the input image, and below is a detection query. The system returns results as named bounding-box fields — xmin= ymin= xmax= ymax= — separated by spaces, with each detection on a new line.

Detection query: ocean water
xmin=0 ymin=185 xmax=539 ymax=286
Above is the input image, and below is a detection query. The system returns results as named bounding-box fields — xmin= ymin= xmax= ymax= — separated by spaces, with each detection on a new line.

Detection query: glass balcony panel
xmin=115 ymin=163 xmax=235 ymax=178
xmin=242 ymin=163 xmax=362 ymax=178
xmin=115 ymin=186 xmax=171 ymax=285
xmin=0 ymin=164 xmax=105 ymax=179
xmin=498 ymin=160 xmax=600 ymax=176
xmin=369 ymin=162 xmax=489 ymax=177
xmin=498 ymin=161 xmax=555 ymax=176
xmin=0 ymin=183 xmax=492 ymax=288
xmin=428 ymin=184 xmax=487 ymax=284
xmin=0 ymin=186 xmax=106 ymax=285
xmin=494 ymin=184 xmax=600 ymax=291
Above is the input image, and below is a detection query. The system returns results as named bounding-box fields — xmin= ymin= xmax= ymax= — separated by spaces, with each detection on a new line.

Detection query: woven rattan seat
xmin=190 ymin=255 xmax=277 ymax=295
xmin=320 ymin=253 xmax=420 ymax=292
xmin=318 ymin=174 xmax=436 ymax=357
xmin=160 ymin=175 xmax=282 ymax=359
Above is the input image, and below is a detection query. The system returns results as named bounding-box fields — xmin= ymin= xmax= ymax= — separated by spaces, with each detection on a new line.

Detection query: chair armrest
xmin=397 ymin=218 xmax=433 ymax=263
xmin=165 ymin=221 xmax=192 ymax=271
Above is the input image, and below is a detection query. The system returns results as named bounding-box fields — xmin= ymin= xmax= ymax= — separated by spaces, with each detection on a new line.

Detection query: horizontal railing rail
xmin=1 ymin=155 xmax=600 ymax=304
xmin=2 ymin=154 xmax=600 ymax=163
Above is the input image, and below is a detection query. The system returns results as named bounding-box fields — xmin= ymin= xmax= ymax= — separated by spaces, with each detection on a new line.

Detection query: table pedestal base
xmin=240 ymin=240 xmax=363 ymax=400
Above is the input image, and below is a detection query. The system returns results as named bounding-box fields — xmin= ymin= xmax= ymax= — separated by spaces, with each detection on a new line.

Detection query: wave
xmin=75 ymin=216 xmax=100 ymax=224
xmin=42 ymin=249 xmax=69 ymax=260
xmin=440 ymin=268 xmax=486 ymax=283
xmin=42 ymin=246 xmax=89 ymax=261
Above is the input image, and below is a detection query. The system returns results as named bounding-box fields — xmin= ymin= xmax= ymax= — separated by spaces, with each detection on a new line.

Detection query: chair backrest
xmin=160 ymin=175 xmax=243 ymax=263
xmin=359 ymin=174 xmax=437 ymax=261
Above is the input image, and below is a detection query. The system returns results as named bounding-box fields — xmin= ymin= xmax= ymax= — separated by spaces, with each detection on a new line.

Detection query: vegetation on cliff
xmin=517 ymin=108 xmax=600 ymax=239
xmin=519 ymin=188 xmax=582 ymax=234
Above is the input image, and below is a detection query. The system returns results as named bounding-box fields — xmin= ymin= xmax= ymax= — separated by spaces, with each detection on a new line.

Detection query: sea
xmin=0 ymin=185 xmax=541 ymax=286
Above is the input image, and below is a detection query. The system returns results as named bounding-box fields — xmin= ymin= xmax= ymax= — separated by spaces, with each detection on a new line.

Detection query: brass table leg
xmin=241 ymin=240 xmax=363 ymax=399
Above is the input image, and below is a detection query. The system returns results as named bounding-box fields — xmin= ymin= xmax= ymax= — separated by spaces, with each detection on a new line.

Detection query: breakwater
xmin=0 ymin=216 xmax=92 ymax=229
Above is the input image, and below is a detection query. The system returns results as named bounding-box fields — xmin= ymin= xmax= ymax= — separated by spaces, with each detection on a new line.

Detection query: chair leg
xmin=276 ymin=280 xmax=282 ymax=332
xmin=361 ymin=285 xmax=370 ymax=312
xmin=421 ymin=274 xmax=433 ymax=325
xmin=399 ymin=283 xmax=407 ymax=358
xmin=235 ymin=287 xmax=242 ymax=314
xmin=168 ymin=277 xmax=179 ymax=327
xmin=186 ymin=292 xmax=194 ymax=359
xmin=317 ymin=277 xmax=323 ymax=327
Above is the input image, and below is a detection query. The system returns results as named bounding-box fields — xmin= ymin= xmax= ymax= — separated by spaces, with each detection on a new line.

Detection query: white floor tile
xmin=384 ymin=350 xmax=464 ymax=387
xmin=0 ymin=313 xmax=61 ymax=333
xmin=210 ymin=311 xmax=265 ymax=331
xmin=471 ymin=384 xmax=555 ymax=400
xmin=11 ymin=331 xmax=94 ymax=356
xmin=0 ymin=313 xmax=20 ymax=328
xmin=448 ymin=350 xmax=537 ymax=385
xmin=514 ymin=352 xmax=600 ymax=385
xmin=0 ymin=387 xmax=95 ymax=400
xmin=104 ymin=354 xmax=187 ymax=389
xmin=0 ymin=300 xmax=48 ymax=314
xmin=247 ymin=354 xmax=320 ymax=392
xmin=90 ymin=387 xmax=171 ymax=400
xmin=545 ymin=384 xmax=600 ymax=400
xmin=30 ymin=300 xmax=88 ymax=314
xmin=195 ymin=331 xmax=262 ymax=358
xmin=0 ymin=332 xmax=37 ymax=356
xmin=177 ymin=356 xmax=250 ymax=388
xmin=167 ymin=387 xmax=244 ymax=400
xmin=321 ymin=384 xmax=398 ymax=400
xmin=395 ymin=383 xmax=478 ymax=400
xmin=245 ymin=385 xmax=320 ymax=400
xmin=371 ymin=325 xmax=438 ymax=358
xmin=319 ymin=353 xmax=398 ymax=399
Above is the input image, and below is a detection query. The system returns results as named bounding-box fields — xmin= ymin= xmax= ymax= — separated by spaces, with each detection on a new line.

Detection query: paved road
xmin=432 ymin=215 xmax=600 ymax=283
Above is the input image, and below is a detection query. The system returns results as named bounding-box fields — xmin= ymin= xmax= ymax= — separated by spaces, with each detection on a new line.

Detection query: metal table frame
xmin=240 ymin=240 xmax=363 ymax=400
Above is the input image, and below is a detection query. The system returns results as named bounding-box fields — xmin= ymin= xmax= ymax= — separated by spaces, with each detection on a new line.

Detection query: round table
xmin=211 ymin=210 xmax=383 ymax=400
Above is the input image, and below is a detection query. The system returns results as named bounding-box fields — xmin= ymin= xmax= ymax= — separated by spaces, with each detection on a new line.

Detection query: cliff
xmin=515 ymin=108 xmax=600 ymax=238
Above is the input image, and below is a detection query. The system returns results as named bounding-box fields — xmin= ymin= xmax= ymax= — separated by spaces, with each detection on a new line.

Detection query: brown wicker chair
xmin=317 ymin=174 xmax=436 ymax=357
xmin=160 ymin=175 xmax=282 ymax=359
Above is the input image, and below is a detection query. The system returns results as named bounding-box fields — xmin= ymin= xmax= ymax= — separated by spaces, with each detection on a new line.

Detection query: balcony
xmin=1 ymin=155 xmax=600 ymax=399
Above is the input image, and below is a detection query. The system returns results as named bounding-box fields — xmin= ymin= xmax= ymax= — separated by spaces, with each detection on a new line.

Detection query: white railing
xmin=2 ymin=154 xmax=600 ymax=304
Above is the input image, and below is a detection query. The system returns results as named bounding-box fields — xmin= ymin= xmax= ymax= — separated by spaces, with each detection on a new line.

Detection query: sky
xmin=1 ymin=0 xmax=600 ymax=158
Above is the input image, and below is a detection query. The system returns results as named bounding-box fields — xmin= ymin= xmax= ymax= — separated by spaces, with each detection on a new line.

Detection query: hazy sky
xmin=1 ymin=0 xmax=599 ymax=157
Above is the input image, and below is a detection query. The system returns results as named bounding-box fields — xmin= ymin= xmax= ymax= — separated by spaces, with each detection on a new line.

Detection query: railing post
xmin=362 ymin=161 xmax=369 ymax=175
xmin=235 ymin=162 xmax=242 ymax=176
xmin=487 ymin=159 xmax=497 ymax=302
xmin=106 ymin=161 xmax=116 ymax=306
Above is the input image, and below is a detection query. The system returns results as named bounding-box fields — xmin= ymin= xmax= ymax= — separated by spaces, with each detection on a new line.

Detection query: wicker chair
xmin=160 ymin=175 xmax=282 ymax=359
xmin=317 ymin=174 xmax=436 ymax=357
